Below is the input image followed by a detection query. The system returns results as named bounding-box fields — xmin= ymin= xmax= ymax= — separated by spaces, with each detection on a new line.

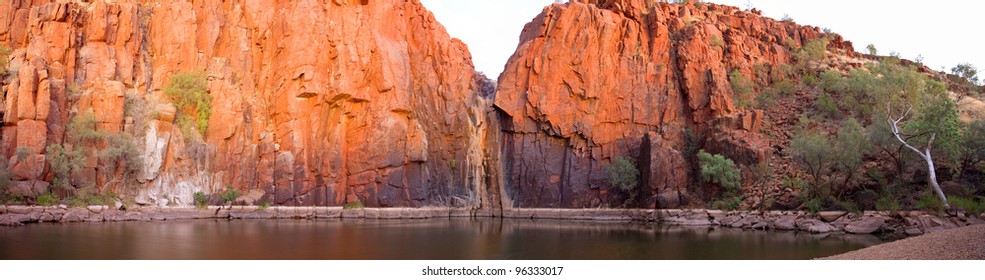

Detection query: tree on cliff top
xmin=165 ymin=72 xmax=212 ymax=140
xmin=951 ymin=63 xmax=979 ymax=85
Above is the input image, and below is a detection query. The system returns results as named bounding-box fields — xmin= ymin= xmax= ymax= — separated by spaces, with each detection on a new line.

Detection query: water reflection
xmin=0 ymin=219 xmax=882 ymax=260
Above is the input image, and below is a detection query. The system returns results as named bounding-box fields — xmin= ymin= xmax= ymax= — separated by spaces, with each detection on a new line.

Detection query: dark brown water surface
xmin=0 ymin=219 xmax=883 ymax=260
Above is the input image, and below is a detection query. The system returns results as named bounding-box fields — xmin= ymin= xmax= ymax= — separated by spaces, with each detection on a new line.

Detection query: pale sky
xmin=420 ymin=0 xmax=985 ymax=80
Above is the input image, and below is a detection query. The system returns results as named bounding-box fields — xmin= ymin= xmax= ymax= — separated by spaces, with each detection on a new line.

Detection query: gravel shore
xmin=822 ymin=224 xmax=985 ymax=260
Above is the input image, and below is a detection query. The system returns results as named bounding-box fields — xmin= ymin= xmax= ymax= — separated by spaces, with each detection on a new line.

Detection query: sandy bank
xmin=822 ymin=224 xmax=985 ymax=260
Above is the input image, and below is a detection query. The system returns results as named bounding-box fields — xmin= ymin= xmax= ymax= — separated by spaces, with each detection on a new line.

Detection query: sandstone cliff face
xmin=0 ymin=0 xmax=497 ymax=208
xmin=494 ymin=0 xmax=855 ymax=208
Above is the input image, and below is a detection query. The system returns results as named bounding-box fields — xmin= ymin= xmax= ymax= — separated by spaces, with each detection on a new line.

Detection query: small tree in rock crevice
xmin=698 ymin=150 xmax=742 ymax=210
xmin=606 ymin=156 xmax=640 ymax=208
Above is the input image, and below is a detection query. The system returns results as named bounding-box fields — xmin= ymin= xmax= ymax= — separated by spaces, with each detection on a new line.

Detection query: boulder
xmin=774 ymin=215 xmax=797 ymax=230
xmin=818 ymin=211 xmax=847 ymax=222
xmin=845 ymin=216 xmax=886 ymax=234
xmin=9 ymin=154 xmax=45 ymax=181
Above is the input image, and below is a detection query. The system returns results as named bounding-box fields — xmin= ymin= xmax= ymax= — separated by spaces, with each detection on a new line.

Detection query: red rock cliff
xmin=0 ymin=0 xmax=498 ymax=207
xmin=494 ymin=0 xmax=855 ymax=208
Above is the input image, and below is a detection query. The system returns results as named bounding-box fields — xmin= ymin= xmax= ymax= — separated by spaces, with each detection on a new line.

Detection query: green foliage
xmin=0 ymin=43 xmax=11 ymax=73
xmin=258 ymin=200 xmax=271 ymax=210
xmin=947 ymin=196 xmax=985 ymax=216
xmin=916 ymin=191 xmax=944 ymax=212
xmin=816 ymin=93 xmax=838 ymax=119
xmin=67 ymin=111 xmax=105 ymax=145
xmin=220 ymin=188 xmax=240 ymax=203
xmin=698 ymin=150 xmax=741 ymax=192
xmin=790 ymin=128 xmax=833 ymax=185
xmin=713 ymin=197 xmax=743 ymax=211
xmin=193 ymin=191 xmax=208 ymax=208
xmin=70 ymin=186 xmax=117 ymax=207
xmin=802 ymin=72 xmax=818 ymax=88
xmin=875 ymin=195 xmax=901 ymax=212
xmin=794 ymin=38 xmax=828 ymax=69
xmin=0 ymin=161 xmax=11 ymax=191
xmin=833 ymin=118 xmax=869 ymax=185
xmin=835 ymin=198 xmax=861 ymax=214
xmin=606 ymin=156 xmax=640 ymax=207
xmin=165 ymin=72 xmax=212 ymax=138
xmin=709 ymin=35 xmax=723 ymax=47
xmin=958 ymin=120 xmax=985 ymax=174
xmin=46 ymin=144 xmax=86 ymax=190
xmin=951 ymin=63 xmax=979 ymax=85
xmin=343 ymin=201 xmax=364 ymax=209
xmin=37 ymin=192 xmax=59 ymax=206
xmin=820 ymin=70 xmax=847 ymax=93
xmin=902 ymin=86 xmax=961 ymax=161
xmin=866 ymin=44 xmax=877 ymax=56
xmin=804 ymin=197 xmax=822 ymax=214
xmin=14 ymin=146 xmax=30 ymax=161
xmin=99 ymin=133 xmax=142 ymax=177
xmin=729 ymin=70 xmax=756 ymax=109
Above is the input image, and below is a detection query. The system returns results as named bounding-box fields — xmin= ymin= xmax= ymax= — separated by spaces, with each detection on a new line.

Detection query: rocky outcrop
xmin=1 ymin=0 xmax=497 ymax=207
xmin=494 ymin=0 xmax=854 ymax=207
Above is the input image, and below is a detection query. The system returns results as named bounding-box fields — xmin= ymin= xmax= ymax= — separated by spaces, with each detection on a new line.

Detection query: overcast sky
xmin=420 ymin=0 xmax=984 ymax=79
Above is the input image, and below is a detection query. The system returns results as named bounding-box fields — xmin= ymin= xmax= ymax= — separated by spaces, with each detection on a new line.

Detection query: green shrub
xmin=99 ymin=134 xmax=142 ymax=176
xmin=37 ymin=192 xmax=59 ymax=206
xmin=875 ymin=195 xmax=901 ymax=212
xmin=343 ymin=201 xmax=364 ymax=209
xmin=947 ymin=196 xmax=984 ymax=216
xmin=816 ymin=93 xmax=838 ymax=118
xmin=958 ymin=120 xmax=985 ymax=175
xmin=710 ymin=35 xmax=723 ymax=47
xmin=698 ymin=150 xmax=741 ymax=193
xmin=802 ymin=72 xmax=818 ymax=87
xmin=258 ymin=200 xmax=271 ymax=210
xmin=606 ymin=156 xmax=639 ymax=193
xmin=220 ymin=188 xmax=240 ymax=203
xmin=0 ymin=43 xmax=12 ymax=73
xmin=804 ymin=197 xmax=823 ymax=214
xmin=794 ymin=38 xmax=828 ymax=69
xmin=0 ymin=161 xmax=11 ymax=191
xmin=164 ymin=72 xmax=212 ymax=138
xmin=67 ymin=111 xmax=105 ymax=145
xmin=729 ymin=70 xmax=756 ymax=109
xmin=606 ymin=156 xmax=640 ymax=207
xmin=820 ymin=70 xmax=847 ymax=93
xmin=70 ymin=187 xmax=117 ymax=206
xmin=834 ymin=198 xmax=861 ymax=214
xmin=713 ymin=197 xmax=742 ymax=211
xmin=790 ymin=129 xmax=833 ymax=186
xmin=46 ymin=144 xmax=86 ymax=189
xmin=193 ymin=191 xmax=208 ymax=208
xmin=916 ymin=191 xmax=944 ymax=212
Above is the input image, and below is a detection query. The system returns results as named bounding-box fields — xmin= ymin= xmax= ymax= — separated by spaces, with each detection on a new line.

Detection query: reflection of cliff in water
xmin=0 ymin=219 xmax=883 ymax=260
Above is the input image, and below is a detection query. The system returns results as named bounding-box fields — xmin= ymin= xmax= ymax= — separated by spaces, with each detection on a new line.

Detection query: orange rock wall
xmin=1 ymin=0 xmax=496 ymax=207
xmin=494 ymin=1 xmax=854 ymax=208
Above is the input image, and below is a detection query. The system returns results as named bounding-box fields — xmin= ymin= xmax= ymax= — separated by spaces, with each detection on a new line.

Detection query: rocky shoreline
xmin=2 ymin=205 xmax=983 ymax=237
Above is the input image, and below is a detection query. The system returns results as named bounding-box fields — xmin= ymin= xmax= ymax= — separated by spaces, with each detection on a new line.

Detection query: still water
xmin=0 ymin=219 xmax=883 ymax=260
